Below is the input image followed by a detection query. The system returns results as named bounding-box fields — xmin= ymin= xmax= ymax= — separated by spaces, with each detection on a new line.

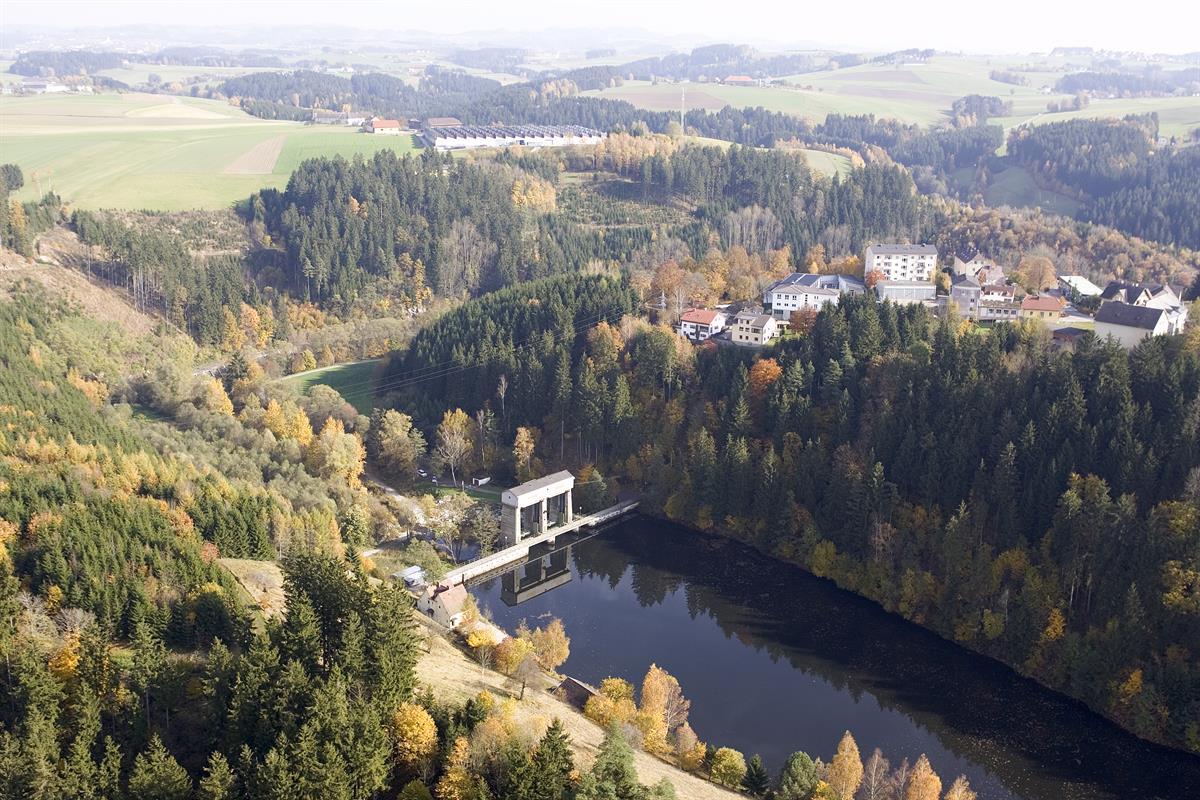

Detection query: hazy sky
xmin=5 ymin=0 xmax=1199 ymax=55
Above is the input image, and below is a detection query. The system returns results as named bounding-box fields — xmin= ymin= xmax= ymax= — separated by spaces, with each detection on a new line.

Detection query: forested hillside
xmin=0 ymin=291 xmax=420 ymax=795
xmin=0 ymin=285 xmax=707 ymax=799
xmin=383 ymin=273 xmax=638 ymax=433
xmin=1006 ymin=115 xmax=1200 ymax=249
xmin=253 ymin=145 xmax=923 ymax=308
xmin=380 ymin=284 xmax=1200 ymax=753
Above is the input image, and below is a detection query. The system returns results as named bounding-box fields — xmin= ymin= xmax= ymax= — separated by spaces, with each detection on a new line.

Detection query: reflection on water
xmin=470 ymin=516 xmax=1200 ymax=800
xmin=501 ymin=545 xmax=573 ymax=606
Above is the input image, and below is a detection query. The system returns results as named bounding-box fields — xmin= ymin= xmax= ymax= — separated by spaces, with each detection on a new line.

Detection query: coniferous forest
xmin=380 ymin=280 xmax=1200 ymax=754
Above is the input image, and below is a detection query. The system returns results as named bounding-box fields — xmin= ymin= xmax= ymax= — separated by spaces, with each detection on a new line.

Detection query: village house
xmin=952 ymin=247 xmax=1000 ymax=277
xmin=723 ymin=75 xmax=757 ymax=86
xmin=1094 ymin=302 xmax=1174 ymax=348
xmin=875 ymin=279 xmax=937 ymax=306
xmin=677 ymin=308 xmax=727 ymax=341
xmin=1098 ymin=280 xmax=1189 ymax=333
xmin=366 ymin=117 xmax=405 ymax=135
xmin=416 ymin=583 xmax=469 ymax=628
xmin=1020 ymin=294 xmax=1067 ymax=321
xmin=865 ymin=243 xmax=939 ymax=282
xmin=732 ymin=307 xmax=780 ymax=347
xmin=949 ymin=274 xmax=981 ymax=318
xmin=762 ymin=273 xmax=866 ymax=319
xmin=978 ymin=284 xmax=1020 ymax=322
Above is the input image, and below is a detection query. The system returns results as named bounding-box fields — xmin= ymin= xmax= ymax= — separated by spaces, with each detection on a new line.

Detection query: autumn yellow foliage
xmin=391 ymin=703 xmax=438 ymax=772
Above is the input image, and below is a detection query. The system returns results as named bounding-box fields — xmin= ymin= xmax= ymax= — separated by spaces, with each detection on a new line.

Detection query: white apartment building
xmin=865 ymin=243 xmax=939 ymax=282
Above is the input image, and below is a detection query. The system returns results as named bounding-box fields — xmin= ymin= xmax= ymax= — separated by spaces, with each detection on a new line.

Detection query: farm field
xmin=584 ymin=55 xmax=1200 ymax=135
xmin=279 ymin=358 xmax=382 ymax=415
xmin=0 ymin=92 xmax=420 ymax=210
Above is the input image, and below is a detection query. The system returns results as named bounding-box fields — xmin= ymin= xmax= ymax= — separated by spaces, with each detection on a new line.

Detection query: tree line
xmin=1055 ymin=68 xmax=1200 ymax=97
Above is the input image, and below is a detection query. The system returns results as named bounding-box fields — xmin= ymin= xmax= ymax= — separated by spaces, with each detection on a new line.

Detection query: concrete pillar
xmin=501 ymin=504 xmax=521 ymax=547
xmin=539 ymin=498 xmax=548 ymax=532
xmin=565 ymin=489 xmax=573 ymax=523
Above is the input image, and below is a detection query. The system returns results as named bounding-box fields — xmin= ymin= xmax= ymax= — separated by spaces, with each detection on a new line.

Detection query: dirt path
xmin=414 ymin=615 xmax=741 ymax=800
xmin=223 ymin=134 xmax=286 ymax=174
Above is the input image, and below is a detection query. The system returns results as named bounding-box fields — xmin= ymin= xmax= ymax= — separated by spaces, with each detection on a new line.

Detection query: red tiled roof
xmin=370 ymin=118 xmax=402 ymax=128
xmin=1021 ymin=295 xmax=1065 ymax=312
xmin=681 ymin=308 xmax=722 ymax=325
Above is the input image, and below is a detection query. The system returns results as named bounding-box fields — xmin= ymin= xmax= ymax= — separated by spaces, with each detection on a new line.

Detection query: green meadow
xmin=0 ymin=93 xmax=420 ymax=210
xmin=279 ymin=358 xmax=382 ymax=415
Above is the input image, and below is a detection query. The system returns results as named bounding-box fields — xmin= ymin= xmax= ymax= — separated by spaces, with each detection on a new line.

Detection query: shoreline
xmin=634 ymin=508 xmax=1200 ymax=762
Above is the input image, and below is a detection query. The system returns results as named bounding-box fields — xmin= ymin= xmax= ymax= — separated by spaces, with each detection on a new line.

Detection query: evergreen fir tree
xmin=128 ymin=735 xmax=193 ymax=800
xmin=743 ymin=754 xmax=770 ymax=796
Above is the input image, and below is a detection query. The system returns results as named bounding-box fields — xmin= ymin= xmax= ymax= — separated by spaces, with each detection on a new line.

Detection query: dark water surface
xmin=469 ymin=516 xmax=1199 ymax=800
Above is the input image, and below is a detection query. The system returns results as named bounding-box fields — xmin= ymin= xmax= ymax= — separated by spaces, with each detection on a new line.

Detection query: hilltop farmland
xmin=0 ymin=92 xmax=419 ymax=210
xmin=584 ymin=54 xmax=1200 ymax=137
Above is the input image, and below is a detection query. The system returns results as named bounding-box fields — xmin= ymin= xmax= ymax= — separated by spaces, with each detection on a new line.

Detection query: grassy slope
xmin=799 ymin=149 xmax=852 ymax=177
xmin=0 ymin=93 xmax=419 ymax=210
xmin=278 ymin=358 xmax=382 ymax=415
xmin=415 ymin=614 xmax=741 ymax=800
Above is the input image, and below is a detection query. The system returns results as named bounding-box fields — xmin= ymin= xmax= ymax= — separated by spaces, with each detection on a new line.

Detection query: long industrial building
xmin=422 ymin=123 xmax=604 ymax=150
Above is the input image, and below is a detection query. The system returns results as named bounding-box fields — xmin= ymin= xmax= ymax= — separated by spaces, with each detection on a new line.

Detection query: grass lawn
xmin=982 ymin=166 xmax=1082 ymax=216
xmin=0 ymin=93 xmax=421 ymax=210
xmin=278 ymin=358 xmax=382 ymax=414
xmin=413 ymin=480 xmax=503 ymax=503
xmin=798 ymin=149 xmax=852 ymax=177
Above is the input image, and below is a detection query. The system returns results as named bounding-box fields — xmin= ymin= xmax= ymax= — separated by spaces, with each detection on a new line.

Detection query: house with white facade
xmin=865 ymin=243 xmax=939 ymax=282
xmin=762 ymin=273 xmax=866 ymax=319
xmin=731 ymin=307 xmax=780 ymax=347
xmin=678 ymin=308 xmax=727 ymax=341
xmin=366 ymin=117 xmax=405 ymax=134
xmin=1098 ymin=280 xmax=1188 ymax=333
xmin=1094 ymin=302 xmax=1173 ymax=348
xmin=416 ymin=583 xmax=469 ymax=628
xmin=978 ymin=283 xmax=1020 ymax=322
xmin=952 ymin=247 xmax=1001 ymax=277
